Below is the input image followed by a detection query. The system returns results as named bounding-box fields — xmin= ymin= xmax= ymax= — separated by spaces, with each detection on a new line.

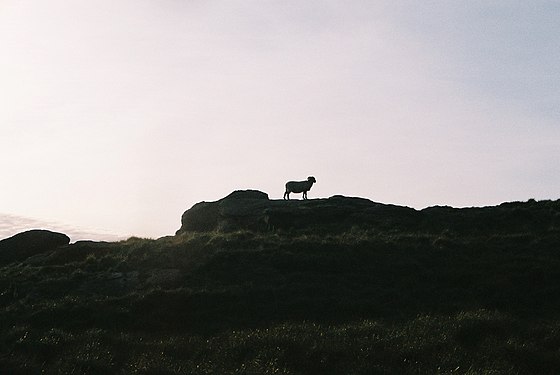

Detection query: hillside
xmin=1 ymin=192 xmax=560 ymax=374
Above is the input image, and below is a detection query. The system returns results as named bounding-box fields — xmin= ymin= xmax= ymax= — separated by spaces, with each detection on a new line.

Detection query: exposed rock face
xmin=177 ymin=191 xmax=560 ymax=235
xmin=178 ymin=190 xmax=272 ymax=233
xmin=176 ymin=190 xmax=417 ymax=234
xmin=0 ymin=229 xmax=70 ymax=264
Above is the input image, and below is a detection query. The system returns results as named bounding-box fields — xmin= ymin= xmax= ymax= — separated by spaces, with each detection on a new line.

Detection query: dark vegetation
xmin=1 ymin=193 xmax=560 ymax=374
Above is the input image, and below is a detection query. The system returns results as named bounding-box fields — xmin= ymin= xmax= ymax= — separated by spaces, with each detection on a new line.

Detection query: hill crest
xmin=176 ymin=190 xmax=560 ymax=235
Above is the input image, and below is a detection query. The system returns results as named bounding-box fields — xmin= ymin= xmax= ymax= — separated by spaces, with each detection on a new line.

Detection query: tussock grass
xmin=1 ymin=202 xmax=560 ymax=373
xmin=3 ymin=313 xmax=560 ymax=374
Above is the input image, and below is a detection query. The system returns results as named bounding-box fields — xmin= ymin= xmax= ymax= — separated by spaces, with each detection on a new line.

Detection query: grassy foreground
xmin=2 ymin=202 xmax=560 ymax=373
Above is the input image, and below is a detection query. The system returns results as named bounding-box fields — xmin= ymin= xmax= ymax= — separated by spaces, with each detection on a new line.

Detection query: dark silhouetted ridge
xmin=2 ymin=193 xmax=560 ymax=373
xmin=177 ymin=190 xmax=560 ymax=236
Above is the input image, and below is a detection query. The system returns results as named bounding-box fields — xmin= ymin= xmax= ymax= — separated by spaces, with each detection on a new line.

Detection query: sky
xmin=1 ymin=1 xmax=559 ymax=241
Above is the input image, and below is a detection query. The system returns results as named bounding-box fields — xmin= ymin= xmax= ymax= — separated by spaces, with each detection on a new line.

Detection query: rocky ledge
xmin=176 ymin=190 xmax=417 ymax=234
xmin=176 ymin=190 xmax=560 ymax=235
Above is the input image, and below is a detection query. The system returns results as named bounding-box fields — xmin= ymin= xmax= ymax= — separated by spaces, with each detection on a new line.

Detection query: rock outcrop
xmin=177 ymin=191 xmax=560 ymax=235
xmin=0 ymin=229 xmax=70 ymax=264
xmin=176 ymin=190 xmax=418 ymax=234
xmin=177 ymin=190 xmax=272 ymax=233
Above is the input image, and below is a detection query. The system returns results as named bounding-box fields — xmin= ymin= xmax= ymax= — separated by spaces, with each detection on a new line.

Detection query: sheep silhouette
xmin=283 ymin=176 xmax=316 ymax=200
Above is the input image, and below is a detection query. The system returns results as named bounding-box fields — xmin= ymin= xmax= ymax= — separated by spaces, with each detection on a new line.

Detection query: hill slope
xmin=1 ymin=193 xmax=560 ymax=374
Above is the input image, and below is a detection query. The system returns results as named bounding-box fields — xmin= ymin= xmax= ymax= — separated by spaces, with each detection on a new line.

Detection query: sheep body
xmin=284 ymin=176 xmax=316 ymax=200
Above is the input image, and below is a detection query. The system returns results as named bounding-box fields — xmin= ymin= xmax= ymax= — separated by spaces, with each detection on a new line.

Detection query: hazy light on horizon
xmin=0 ymin=213 xmax=126 ymax=243
xmin=1 ymin=1 xmax=559 ymax=240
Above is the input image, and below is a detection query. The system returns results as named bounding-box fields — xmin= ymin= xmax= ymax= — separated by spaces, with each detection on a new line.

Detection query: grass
xmin=1 ymin=199 xmax=560 ymax=373
xmin=3 ymin=312 xmax=560 ymax=374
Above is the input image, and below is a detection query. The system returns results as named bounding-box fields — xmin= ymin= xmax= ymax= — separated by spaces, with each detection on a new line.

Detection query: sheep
xmin=283 ymin=176 xmax=316 ymax=200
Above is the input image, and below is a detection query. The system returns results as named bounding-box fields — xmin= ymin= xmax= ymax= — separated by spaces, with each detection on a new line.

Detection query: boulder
xmin=222 ymin=190 xmax=269 ymax=200
xmin=177 ymin=190 xmax=271 ymax=233
xmin=0 ymin=229 xmax=70 ymax=264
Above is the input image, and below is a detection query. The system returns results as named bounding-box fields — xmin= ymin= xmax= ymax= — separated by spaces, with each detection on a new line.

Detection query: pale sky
xmin=1 ymin=1 xmax=559 ymax=241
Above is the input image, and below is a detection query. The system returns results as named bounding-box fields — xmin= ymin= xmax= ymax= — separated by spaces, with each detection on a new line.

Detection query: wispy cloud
xmin=0 ymin=213 xmax=128 ymax=243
